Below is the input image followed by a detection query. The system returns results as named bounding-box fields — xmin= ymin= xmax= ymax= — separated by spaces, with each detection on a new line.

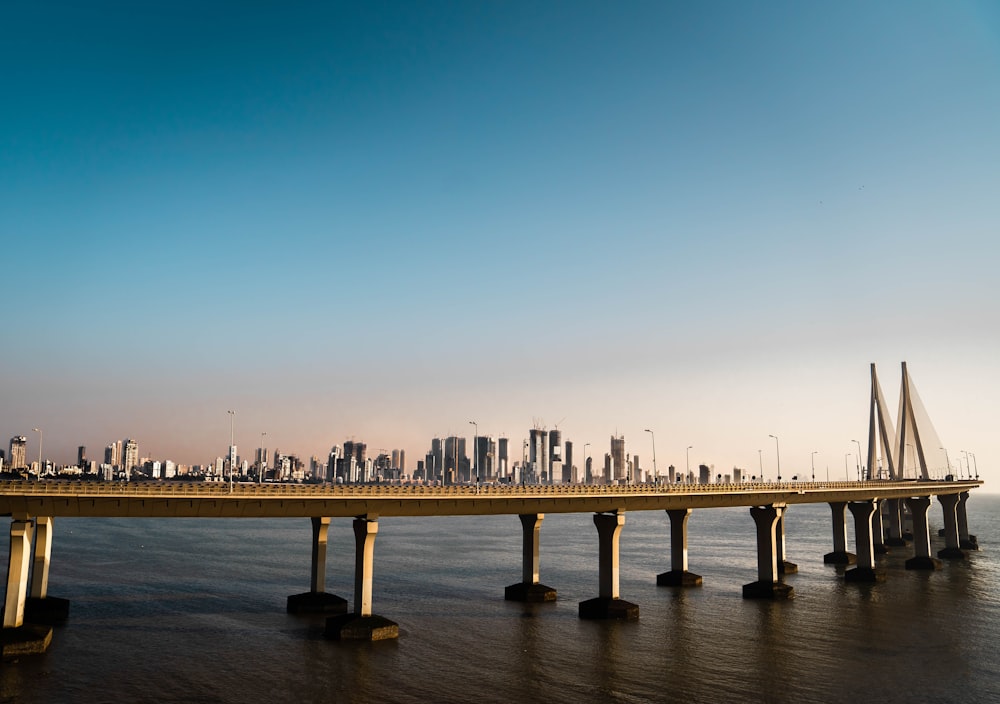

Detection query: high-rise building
xmin=105 ymin=440 xmax=123 ymax=468
xmin=610 ymin=435 xmax=627 ymax=482
xmin=444 ymin=436 xmax=467 ymax=483
xmin=564 ymin=441 xmax=574 ymax=483
xmin=498 ymin=437 xmax=509 ymax=478
xmin=77 ymin=446 xmax=87 ymax=467
xmin=9 ymin=436 xmax=27 ymax=470
xmin=123 ymin=439 xmax=139 ymax=477
xmin=529 ymin=428 xmax=549 ymax=483
xmin=698 ymin=464 xmax=710 ymax=484
xmin=474 ymin=436 xmax=492 ymax=482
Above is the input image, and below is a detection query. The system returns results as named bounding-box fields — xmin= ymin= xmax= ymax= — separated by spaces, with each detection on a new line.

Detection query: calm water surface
xmin=2 ymin=493 xmax=998 ymax=703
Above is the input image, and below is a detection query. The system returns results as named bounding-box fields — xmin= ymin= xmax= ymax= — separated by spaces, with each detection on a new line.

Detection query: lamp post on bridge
xmin=469 ymin=421 xmax=478 ymax=488
xmin=811 ymin=451 xmax=817 ymax=482
xmin=644 ymin=429 xmax=656 ymax=483
xmin=757 ymin=449 xmax=763 ymax=482
xmin=844 ymin=453 xmax=850 ymax=481
xmin=768 ymin=434 xmax=780 ymax=483
xmin=960 ymin=450 xmax=969 ymax=480
xmin=940 ymin=447 xmax=951 ymax=479
xmin=971 ymin=452 xmax=978 ymax=479
xmin=852 ymin=439 xmax=862 ymax=481
xmin=686 ymin=445 xmax=692 ymax=482
xmin=32 ymin=427 xmax=43 ymax=478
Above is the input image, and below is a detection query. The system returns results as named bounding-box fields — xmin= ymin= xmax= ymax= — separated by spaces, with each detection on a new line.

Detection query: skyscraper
xmin=123 ymin=438 xmax=139 ymax=478
xmin=77 ymin=446 xmax=87 ymax=467
xmin=9 ymin=436 xmax=27 ymax=470
xmin=529 ymin=428 xmax=549 ymax=484
xmin=610 ymin=435 xmax=627 ymax=482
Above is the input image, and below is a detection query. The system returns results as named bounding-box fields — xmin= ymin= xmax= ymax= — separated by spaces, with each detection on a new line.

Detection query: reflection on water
xmin=1 ymin=496 xmax=998 ymax=703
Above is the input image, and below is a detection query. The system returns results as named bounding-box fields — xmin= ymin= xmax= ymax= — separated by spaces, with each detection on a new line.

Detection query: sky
xmin=2 ymin=1 xmax=998 ymax=485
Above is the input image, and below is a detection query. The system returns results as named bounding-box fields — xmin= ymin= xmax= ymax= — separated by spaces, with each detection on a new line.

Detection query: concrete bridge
xmin=0 ymin=478 xmax=983 ymax=652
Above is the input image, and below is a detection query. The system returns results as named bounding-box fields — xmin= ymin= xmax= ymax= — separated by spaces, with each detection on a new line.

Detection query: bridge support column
xmin=871 ymin=499 xmax=889 ymax=554
xmin=325 ymin=516 xmax=398 ymax=640
xmin=742 ymin=505 xmax=793 ymax=599
xmin=936 ymin=494 xmax=966 ymax=560
xmin=579 ymin=512 xmax=639 ymax=620
xmin=776 ymin=512 xmax=797 ymax=574
xmin=824 ymin=502 xmax=856 ymax=564
xmin=957 ymin=492 xmax=978 ymax=550
xmin=505 ymin=514 xmax=557 ymax=602
xmin=2 ymin=520 xmax=52 ymax=658
xmin=288 ymin=517 xmax=348 ymax=614
xmin=845 ymin=501 xmax=882 ymax=582
xmin=884 ymin=498 xmax=908 ymax=546
xmin=904 ymin=497 xmax=941 ymax=570
xmin=24 ymin=516 xmax=70 ymax=625
xmin=657 ymin=509 xmax=702 ymax=586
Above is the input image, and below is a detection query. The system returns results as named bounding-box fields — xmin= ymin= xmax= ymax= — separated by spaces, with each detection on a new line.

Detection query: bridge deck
xmin=0 ymin=480 xmax=982 ymax=519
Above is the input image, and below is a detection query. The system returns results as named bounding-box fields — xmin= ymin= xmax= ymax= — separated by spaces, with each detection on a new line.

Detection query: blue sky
xmin=3 ymin=1 xmax=998 ymax=483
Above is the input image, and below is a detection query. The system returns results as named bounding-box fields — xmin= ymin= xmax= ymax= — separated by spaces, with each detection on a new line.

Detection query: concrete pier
xmin=288 ymin=517 xmax=348 ymax=614
xmin=845 ymin=501 xmax=882 ymax=583
xmin=24 ymin=516 xmax=70 ymax=625
xmin=743 ymin=505 xmax=794 ymax=599
xmin=936 ymin=494 xmax=966 ymax=560
xmin=657 ymin=508 xmax=702 ymax=587
xmin=904 ymin=497 xmax=941 ymax=571
xmin=957 ymin=492 xmax=979 ymax=550
xmin=823 ymin=502 xmax=856 ymax=565
xmin=325 ymin=516 xmax=398 ymax=640
xmin=579 ymin=512 xmax=639 ymax=620
xmin=505 ymin=513 xmax=557 ymax=602
xmin=871 ymin=499 xmax=889 ymax=554
xmin=775 ymin=512 xmax=797 ymax=574
xmin=2 ymin=520 xmax=53 ymax=658
xmin=884 ymin=498 xmax=908 ymax=547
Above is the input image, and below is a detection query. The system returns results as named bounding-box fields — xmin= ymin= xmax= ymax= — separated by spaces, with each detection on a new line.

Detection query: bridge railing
xmin=0 ymin=478 xmax=976 ymax=500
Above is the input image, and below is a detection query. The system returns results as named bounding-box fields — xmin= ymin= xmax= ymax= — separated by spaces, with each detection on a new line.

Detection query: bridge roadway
xmin=0 ymin=478 xmax=983 ymax=649
xmin=0 ymin=478 xmax=980 ymax=518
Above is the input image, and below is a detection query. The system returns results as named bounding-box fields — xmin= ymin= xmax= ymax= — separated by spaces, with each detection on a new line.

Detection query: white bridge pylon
xmin=868 ymin=361 xmax=949 ymax=481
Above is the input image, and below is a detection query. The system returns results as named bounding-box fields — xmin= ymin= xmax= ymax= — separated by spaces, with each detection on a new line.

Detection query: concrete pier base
xmin=873 ymin=542 xmax=890 ymax=554
xmin=0 ymin=624 xmax=53 ymax=659
xmin=324 ymin=613 xmax=399 ymax=641
xmin=844 ymin=566 xmax=883 ymax=583
xmin=778 ymin=560 xmax=798 ymax=575
xmin=504 ymin=582 xmax=557 ymax=602
xmin=287 ymin=591 xmax=348 ymax=614
xmin=24 ymin=596 xmax=70 ymax=625
xmin=741 ymin=581 xmax=794 ymax=600
xmin=885 ymin=537 xmax=909 ymax=547
xmin=937 ymin=546 xmax=967 ymax=560
xmin=656 ymin=570 xmax=702 ymax=587
xmin=578 ymin=596 xmax=639 ymax=621
xmin=960 ymin=537 xmax=979 ymax=550
xmin=905 ymin=555 xmax=942 ymax=570
xmin=823 ymin=551 xmax=857 ymax=565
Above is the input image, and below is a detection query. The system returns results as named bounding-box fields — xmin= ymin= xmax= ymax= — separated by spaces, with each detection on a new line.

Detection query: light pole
xmin=686 ymin=445 xmax=693 ymax=481
xmin=811 ymin=451 xmax=817 ymax=482
xmin=32 ymin=427 xmax=43 ymax=478
xmin=844 ymin=453 xmax=850 ymax=481
xmin=769 ymin=434 xmax=780 ymax=482
xmin=644 ymin=429 xmax=657 ymax=483
xmin=227 ymin=410 xmax=235 ymax=492
xmin=959 ymin=450 xmax=969 ymax=480
xmin=259 ymin=431 xmax=267 ymax=484
xmin=469 ymin=420 xmax=478 ymax=487
xmin=852 ymin=439 xmax=862 ymax=480
xmin=971 ymin=452 xmax=978 ymax=479
xmin=583 ymin=443 xmax=590 ymax=484
xmin=757 ymin=449 xmax=763 ymax=482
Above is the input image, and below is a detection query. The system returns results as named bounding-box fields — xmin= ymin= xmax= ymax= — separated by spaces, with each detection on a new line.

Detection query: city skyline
xmin=3 ymin=3 xmax=997 ymax=486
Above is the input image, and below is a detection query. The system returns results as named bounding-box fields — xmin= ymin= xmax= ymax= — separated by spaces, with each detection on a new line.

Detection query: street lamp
xmin=469 ymin=420 xmax=478 ymax=486
xmin=769 ymin=434 xmax=780 ymax=482
xmin=757 ymin=449 xmax=763 ymax=482
xmin=686 ymin=445 xmax=693 ymax=481
xmin=852 ymin=439 xmax=862 ymax=480
xmin=259 ymin=431 xmax=267 ymax=484
xmin=971 ymin=452 xmax=978 ymax=479
xmin=227 ymin=410 xmax=235 ymax=492
xmin=811 ymin=451 xmax=817 ymax=482
xmin=844 ymin=453 xmax=850 ymax=481
xmin=644 ymin=429 xmax=657 ymax=483
xmin=32 ymin=427 xmax=43 ymax=478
